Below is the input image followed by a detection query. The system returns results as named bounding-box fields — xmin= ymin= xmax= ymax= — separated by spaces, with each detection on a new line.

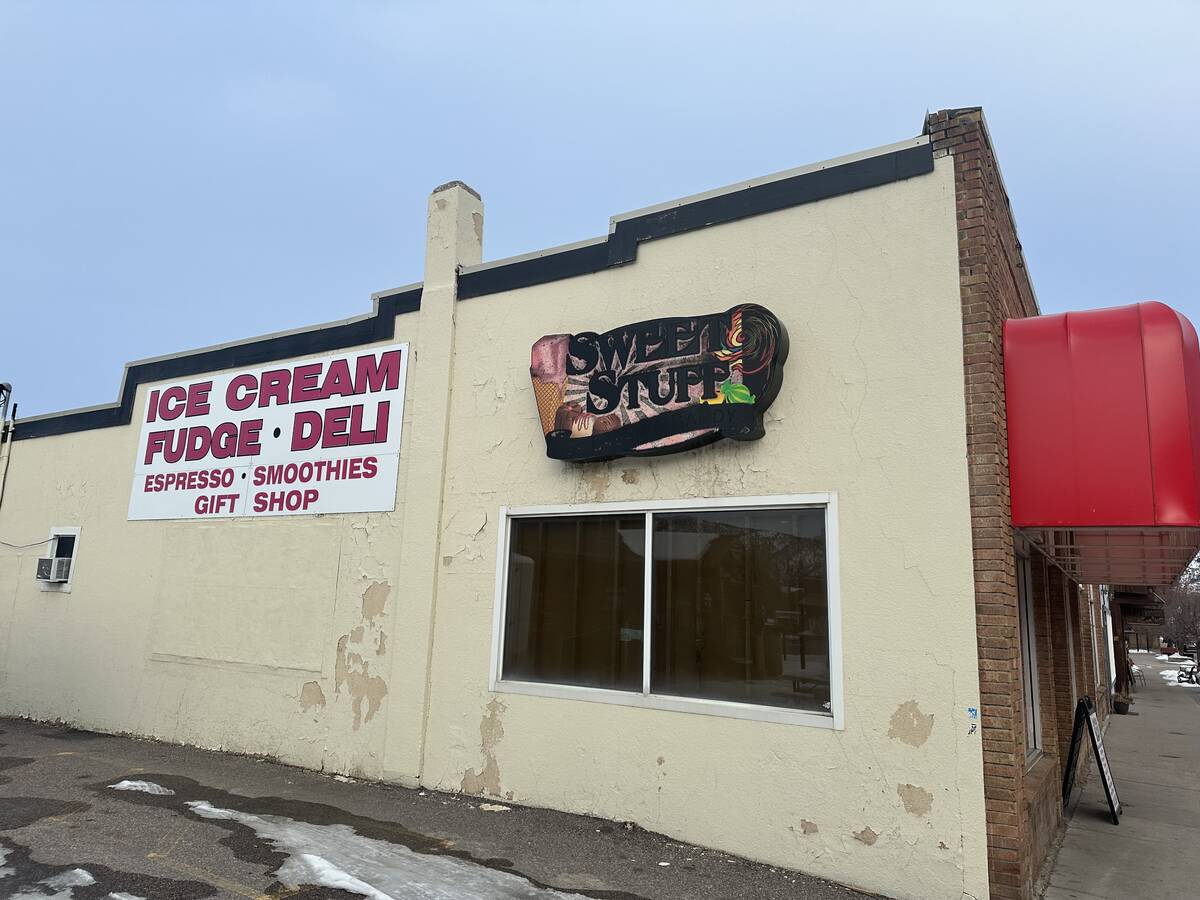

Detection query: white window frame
xmin=489 ymin=492 xmax=844 ymax=730
xmin=1101 ymin=585 xmax=1117 ymax=689
xmin=39 ymin=525 xmax=81 ymax=594
xmin=1015 ymin=551 xmax=1042 ymax=760
xmin=1088 ymin=585 xmax=1103 ymax=688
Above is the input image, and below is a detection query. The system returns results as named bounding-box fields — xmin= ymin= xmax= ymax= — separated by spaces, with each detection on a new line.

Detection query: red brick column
xmin=925 ymin=107 xmax=1048 ymax=900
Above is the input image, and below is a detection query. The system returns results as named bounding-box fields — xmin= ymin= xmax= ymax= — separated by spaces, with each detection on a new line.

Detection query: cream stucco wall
xmin=0 ymin=148 xmax=986 ymax=899
xmin=0 ymin=317 xmax=425 ymax=781
xmin=424 ymin=154 xmax=988 ymax=900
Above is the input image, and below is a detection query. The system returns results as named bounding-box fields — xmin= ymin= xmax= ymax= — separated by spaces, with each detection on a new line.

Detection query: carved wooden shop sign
xmin=529 ymin=304 xmax=788 ymax=461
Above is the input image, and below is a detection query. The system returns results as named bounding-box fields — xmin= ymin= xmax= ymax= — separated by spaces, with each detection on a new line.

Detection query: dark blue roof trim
xmin=15 ymin=288 xmax=421 ymax=441
xmin=16 ymin=141 xmax=934 ymax=441
xmin=458 ymin=141 xmax=934 ymax=300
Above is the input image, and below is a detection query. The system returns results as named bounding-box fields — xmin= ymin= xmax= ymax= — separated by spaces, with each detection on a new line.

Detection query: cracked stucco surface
xmin=0 ymin=320 xmax=422 ymax=783
xmin=0 ymin=157 xmax=987 ymax=900
xmin=423 ymin=155 xmax=988 ymax=900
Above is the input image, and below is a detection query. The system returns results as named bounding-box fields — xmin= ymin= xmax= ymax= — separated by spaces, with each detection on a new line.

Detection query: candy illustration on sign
xmin=128 ymin=345 xmax=408 ymax=521
xmin=530 ymin=304 xmax=788 ymax=461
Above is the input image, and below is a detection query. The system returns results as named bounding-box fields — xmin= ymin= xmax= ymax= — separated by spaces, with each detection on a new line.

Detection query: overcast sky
xmin=2 ymin=1 xmax=1197 ymax=416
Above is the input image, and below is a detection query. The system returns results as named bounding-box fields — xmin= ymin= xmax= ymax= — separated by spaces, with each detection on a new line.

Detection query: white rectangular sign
xmin=128 ymin=343 xmax=409 ymax=520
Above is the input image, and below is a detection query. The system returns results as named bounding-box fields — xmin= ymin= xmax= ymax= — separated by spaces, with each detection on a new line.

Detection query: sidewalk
xmin=1042 ymin=654 xmax=1200 ymax=898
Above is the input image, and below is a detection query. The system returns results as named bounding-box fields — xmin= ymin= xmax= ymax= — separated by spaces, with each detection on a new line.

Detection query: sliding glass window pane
xmin=651 ymin=508 xmax=829 ymax=712
xmin=502 ymin=515 xmax=645 ymax=691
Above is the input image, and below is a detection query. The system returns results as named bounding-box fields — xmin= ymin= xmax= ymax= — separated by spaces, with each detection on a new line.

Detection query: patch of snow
xmin=185 ymin=799 xmax=587 ymax=899
xmin=278 ymin=855 xmax=387 ymax=900
xmin=108 ymin=780 xmax=175 ymax=796
xmin=478 ymin=803 xmax=510 ymax=812
xmin=108 ymin=894 xmax=148 ymax=900
xmin=1130 ymin=649 xmax=1153 ymax=654
xmin=0 ymin=845 xmax=12 ymax=879
xmin=9 ymin=868 xmax=97 ymax=900
xmin=657 ymin=861 xmax=671 ymax=867
xmin=45 ymin=871 xmax=95 ymax=889
xmin=1169 ymin=681 xmax=1200 ymax=688
xmin=1156 ymin=654 xmax=1170 ymax=661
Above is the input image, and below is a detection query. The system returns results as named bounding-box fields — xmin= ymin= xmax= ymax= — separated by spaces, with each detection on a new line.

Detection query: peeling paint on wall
xmin=334 ymin=637 xmax=388 ymax=730
xmin=897 ymin=783 xmax=934 ymax=816
xmin=461 ymin=697 xmax=505 ymax=796
xmin=578 ymin=468 xmax=610 ymax=502
xmin=442 ymin=509 xmax=488 ymax=566
xmin=299 ymin=681 xmax=326 ymax=711
xmin=853 ymin=826 xmax=878 ymax=846
xmin=799 ymin=819 xmax=819 ymax=835
xmin=887 ymin=700 xmax=934 ymax=747
xmin=360 ymin=581 xmax=390 ymax=624
xmin=330 ymin=580 xmax=391 ymax=731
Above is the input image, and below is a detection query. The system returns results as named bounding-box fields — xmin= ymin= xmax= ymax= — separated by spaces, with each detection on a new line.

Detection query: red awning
xmin=1004 ymin=301 xmax=1200 ymax=585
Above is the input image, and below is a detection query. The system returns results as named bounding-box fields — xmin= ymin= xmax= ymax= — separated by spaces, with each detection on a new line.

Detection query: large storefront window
xmin=494 ymin=497 xmax=840 ymax=727
xmin=502 ymin=514 xmax=646 ymax=691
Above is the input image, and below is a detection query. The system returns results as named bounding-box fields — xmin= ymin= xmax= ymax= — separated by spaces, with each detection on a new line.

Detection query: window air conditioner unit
xmin=35 ymin=557 xmax=72 ymax=583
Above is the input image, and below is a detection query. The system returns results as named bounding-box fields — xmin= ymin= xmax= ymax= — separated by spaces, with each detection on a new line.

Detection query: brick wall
xmin=925 ymin=107 xmax=1076 ymax=900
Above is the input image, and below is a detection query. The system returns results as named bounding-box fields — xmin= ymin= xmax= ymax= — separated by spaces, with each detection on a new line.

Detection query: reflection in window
xmin=502 ymin=514 xmax=645 ymax=691
xmin=651 ymin=509 xmax=829 ymax=712
xmin=500 ymin=505 xmax=833 ymax=717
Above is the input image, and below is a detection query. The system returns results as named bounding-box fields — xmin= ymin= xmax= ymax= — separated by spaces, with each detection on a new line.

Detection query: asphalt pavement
xmin=0 ymin=717 xmax=876 ymax=900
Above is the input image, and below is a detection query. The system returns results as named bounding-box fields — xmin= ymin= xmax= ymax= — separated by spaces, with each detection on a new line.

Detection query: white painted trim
xmin=488 ymin=505 xmax=512 ymax=693
xmin=641 ymin=511 xmax=653 ymax=696
xmin=503 ymin=492 xmax=834 ymax=518
xmin=824 ymin=493 xmax=845 ymax=731
xmin=38 ymin=525 xmax=81 ymax=594
xmin=494 ymin=678 xmax=838 ymax=730
xmin=488 ymin=493 xmax=843 ymax=730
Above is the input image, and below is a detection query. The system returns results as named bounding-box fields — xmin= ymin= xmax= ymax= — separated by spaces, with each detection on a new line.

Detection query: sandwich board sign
xmin=1061 ymin=696 xmax=1122 ymax=824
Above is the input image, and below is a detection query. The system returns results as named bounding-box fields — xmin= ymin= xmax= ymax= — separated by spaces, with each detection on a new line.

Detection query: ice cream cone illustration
xmin=530 ymin=334 xmax=570 ymax=435
xmin=532 ymin=378 xmax=565 ymax=434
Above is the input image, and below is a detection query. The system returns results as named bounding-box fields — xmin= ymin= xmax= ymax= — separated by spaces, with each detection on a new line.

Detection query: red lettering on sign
xmin=291 ymin=411 xmax=322 ymax=451
xmin=321 ymin=359 xmax=354 ymax=398
xmin=323 ymin=406 xmax=351 ymax=448
xmin=292 ymin=363 xmax=323 ymax=402
xmin=259 ymin=369 xmax=290 ymax=407
xmin=226 ymin=374 xmax=257 ymax=411
xmin=159 ymin=386 xmax=187 ymax=421
xmin=185 ymin=381 xmax=212 ymax=417
xmin=252 ymin=489 xmax=320 ymax=513
xmin=355 ymin=350 xmax=401 ymax=394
